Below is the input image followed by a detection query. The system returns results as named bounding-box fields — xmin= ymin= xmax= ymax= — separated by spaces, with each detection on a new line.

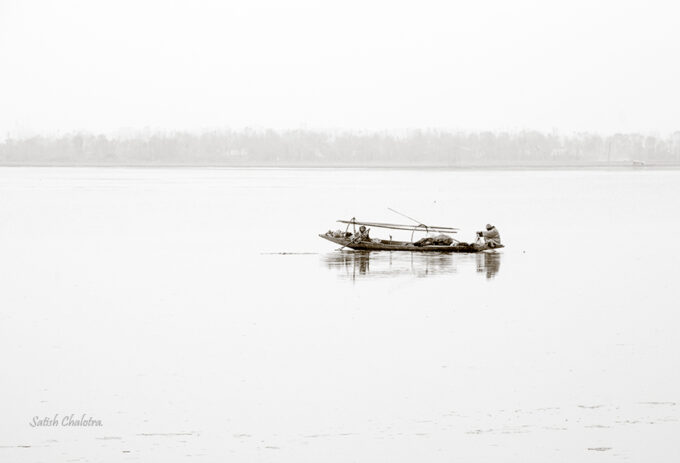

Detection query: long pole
xmin=387 ymin=208 xmax=426 ymax=227
xmin=388 ymin=207 xmax=459 ymax=244
xmin=388 ymin=208 xmax=430 ymax=242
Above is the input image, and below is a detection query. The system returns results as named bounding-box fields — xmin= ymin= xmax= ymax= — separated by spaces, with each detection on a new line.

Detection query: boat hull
xmin=319 ymin=234 xmax=503 ymax=253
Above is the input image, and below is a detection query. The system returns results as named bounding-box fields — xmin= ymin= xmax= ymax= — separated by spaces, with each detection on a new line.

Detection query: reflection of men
xmin=476 ymin=224 xmax=501 ymax=247
xmin=351 ymin=225 xmax=370 ymax=242
xmin=477 ymin=253 xmax=501 ymax=279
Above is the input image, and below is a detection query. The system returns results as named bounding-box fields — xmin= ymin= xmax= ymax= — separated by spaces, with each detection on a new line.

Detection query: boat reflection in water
xmin=475 ymin=252 xmax=501 ymax=279
xmin=323 ymin=250 xmax=501 ymax=280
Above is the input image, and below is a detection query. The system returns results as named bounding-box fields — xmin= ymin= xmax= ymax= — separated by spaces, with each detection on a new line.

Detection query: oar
xmin=337 ymin=226 xmax=373 ymax=251
xmin=337 ymin=234 xmax=364 ymax=251
xmin=336 ymin=218 xmax=357 ymax=251
xmin=336 ymin=239 xmax=352 ymax=251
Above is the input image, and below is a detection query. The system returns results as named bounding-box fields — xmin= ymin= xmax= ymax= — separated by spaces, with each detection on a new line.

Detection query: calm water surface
xmin=0 ymin=167 xmax=678 ymax=462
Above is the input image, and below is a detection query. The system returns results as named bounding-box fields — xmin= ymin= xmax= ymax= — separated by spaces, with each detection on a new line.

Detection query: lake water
xmin=0 ymin=167 xmax=678 ymax=462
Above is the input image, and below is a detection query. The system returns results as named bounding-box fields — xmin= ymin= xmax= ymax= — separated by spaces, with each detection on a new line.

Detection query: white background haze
xmin=1 ymin=0 xmax=679 ymax=137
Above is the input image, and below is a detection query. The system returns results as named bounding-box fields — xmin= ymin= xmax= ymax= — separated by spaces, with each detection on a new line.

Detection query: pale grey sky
xmin=1 ymin=0 xmax=679 ymax=137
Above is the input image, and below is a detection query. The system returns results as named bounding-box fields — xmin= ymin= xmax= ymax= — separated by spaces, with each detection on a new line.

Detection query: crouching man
xmin=477 ymin=224 xmax=501 ymax=248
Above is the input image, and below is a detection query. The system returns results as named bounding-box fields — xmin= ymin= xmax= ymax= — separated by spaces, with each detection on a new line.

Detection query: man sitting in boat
xmin=477 ymin=224 xmax=501 ymax=248
xmin=351 ymin=225 xmax=371 ymax=242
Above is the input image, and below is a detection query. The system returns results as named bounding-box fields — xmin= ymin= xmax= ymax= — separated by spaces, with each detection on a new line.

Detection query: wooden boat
xmin=320 ymin=217 xmax=503 ymax=253
xmin=319 ymin=233 xmax=501 ymax=252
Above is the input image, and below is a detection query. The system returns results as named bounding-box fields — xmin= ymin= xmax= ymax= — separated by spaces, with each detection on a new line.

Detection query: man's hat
xmin=486 ymin=224 xmax=493 ymax=230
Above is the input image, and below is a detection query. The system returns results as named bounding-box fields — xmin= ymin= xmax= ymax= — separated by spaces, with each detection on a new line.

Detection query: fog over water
xmin=0 ymin=167 xmax=678 ymax=462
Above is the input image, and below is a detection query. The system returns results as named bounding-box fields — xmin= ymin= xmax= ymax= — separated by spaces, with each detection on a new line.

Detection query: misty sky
xmin=1 ymin=0 xmax=679 ymax=136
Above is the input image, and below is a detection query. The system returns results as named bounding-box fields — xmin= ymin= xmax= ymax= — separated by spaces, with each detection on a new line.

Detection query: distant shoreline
xmin=3 ymin=130 xmax=680 ymax=169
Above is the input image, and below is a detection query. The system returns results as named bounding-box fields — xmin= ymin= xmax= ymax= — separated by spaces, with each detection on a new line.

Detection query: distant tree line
xmin=2 ymin=129 xmax=680 ymax=166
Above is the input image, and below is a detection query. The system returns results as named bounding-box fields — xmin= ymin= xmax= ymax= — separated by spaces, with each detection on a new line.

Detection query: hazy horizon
xmin=3 ymin=127 xmax=679 ymax=166
xmin=4 ymin=126 xmax=680 ymax=141
xmin=2 ymin=0 xmax=680 ymax=137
